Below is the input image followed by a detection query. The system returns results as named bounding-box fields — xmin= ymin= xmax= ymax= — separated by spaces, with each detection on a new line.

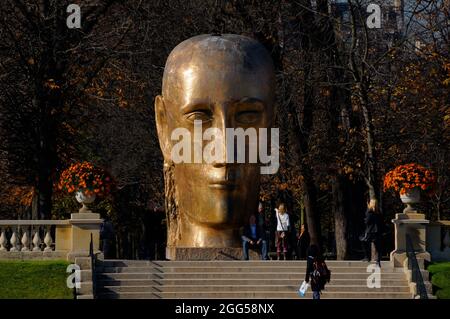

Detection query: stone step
xmin=96 ymin=272 xmax=405 ymax=280
xmin=96 ymin=291 xmax=412 ymax=299
xmin=96 ymin=266 xmax=402 ymax=273
xmin=98 ymin=284 xmax=410 ymax=293
xmin=94 ymin=259 xmax=410 ymax=299
xmin=96 ymin=278 xmax=408 ymax=287
xmin=98 ymin=260 xmax=391 ymax=268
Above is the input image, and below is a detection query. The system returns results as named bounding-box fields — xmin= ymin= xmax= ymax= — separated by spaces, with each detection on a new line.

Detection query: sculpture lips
xmin=208 ymin=180 xmax=237 ymax=190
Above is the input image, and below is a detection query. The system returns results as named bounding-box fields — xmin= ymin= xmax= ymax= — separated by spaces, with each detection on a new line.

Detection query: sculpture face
xmin=155 ymin=34 xmax=275 ymax=248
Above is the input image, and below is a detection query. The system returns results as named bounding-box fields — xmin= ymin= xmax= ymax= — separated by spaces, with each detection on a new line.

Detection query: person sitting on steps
xmin=241 ymin=214 xmax=269 ymax=260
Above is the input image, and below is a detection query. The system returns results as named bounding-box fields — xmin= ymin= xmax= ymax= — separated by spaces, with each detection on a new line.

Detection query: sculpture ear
xmin=155 ymin=95 xmax=171 ymax=161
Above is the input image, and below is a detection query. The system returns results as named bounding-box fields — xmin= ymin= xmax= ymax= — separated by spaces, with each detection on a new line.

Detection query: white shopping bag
xmin=298 ymin=280 xmax=309 ymax=297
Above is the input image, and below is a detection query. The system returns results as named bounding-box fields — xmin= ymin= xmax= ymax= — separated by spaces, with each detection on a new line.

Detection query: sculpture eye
xmin=185 ymin=111 xmax=212 ymax=123
xmin=236 ymin=111 xmax=261 ymax=124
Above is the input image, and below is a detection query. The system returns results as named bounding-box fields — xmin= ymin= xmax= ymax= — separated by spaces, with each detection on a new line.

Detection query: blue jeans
xmin=243 ymin=239 xmax=268 ymax=260
xmin=312 ymin=291 xmax=321 ymax=299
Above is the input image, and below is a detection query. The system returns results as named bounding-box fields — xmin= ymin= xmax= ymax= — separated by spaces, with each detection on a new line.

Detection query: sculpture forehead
xmin=162 ymin=34 xmax=275 ymax=102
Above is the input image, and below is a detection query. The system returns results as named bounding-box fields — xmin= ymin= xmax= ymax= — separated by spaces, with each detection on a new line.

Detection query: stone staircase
xmin=94 ymin=260 xmax=413 ymax=299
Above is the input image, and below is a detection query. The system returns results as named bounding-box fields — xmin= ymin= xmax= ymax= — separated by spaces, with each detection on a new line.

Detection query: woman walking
xmin=360 ymin=199 xmax=384 ymax=267
xmin=304 ymin=244 xmax=330 ymax=299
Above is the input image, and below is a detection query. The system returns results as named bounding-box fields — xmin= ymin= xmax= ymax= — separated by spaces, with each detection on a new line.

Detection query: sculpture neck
xmin=176 ymin=215 xmax=241 ymax=248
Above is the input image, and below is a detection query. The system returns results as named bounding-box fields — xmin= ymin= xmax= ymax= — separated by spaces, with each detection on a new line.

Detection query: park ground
xmin=428 ymin=262 xmax=450 ymax=299
xmin=0 ymin=260 xmax=72 ymax=299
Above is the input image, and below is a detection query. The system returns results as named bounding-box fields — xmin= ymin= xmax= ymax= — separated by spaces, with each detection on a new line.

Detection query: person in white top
xmin=275 ymin=203 xmax=290 ymax=260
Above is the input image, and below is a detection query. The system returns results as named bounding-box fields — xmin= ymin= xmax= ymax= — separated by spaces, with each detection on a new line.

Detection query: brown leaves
xmin=84 ymin=65 xmax=133 ymax=109
xmin=44 ymin=79 xmax=60 ymax=90
xmin=2 ymin=185 xmax=35 ymax=207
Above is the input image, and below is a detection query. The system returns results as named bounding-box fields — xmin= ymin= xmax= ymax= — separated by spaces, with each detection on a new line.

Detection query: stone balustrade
xmin=0 ymin=220 xmax=68 ymax=254
xmin=0 ymin=213 xmax=102 ymax=261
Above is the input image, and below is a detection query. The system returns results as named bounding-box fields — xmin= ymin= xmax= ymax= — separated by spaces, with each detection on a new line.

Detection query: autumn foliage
xmin=58 ymin=162 xmax=112 ymax=197
xmin=383 ymin=163 xmax=436 ymax=195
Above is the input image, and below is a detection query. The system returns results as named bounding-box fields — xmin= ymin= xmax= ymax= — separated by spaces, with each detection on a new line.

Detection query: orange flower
xmin=58 ymin=161 xmax=113 ymax=196
xmin=384 ymin=163 xmax=435 ymax=195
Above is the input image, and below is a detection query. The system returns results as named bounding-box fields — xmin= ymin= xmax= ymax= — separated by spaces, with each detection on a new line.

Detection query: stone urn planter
xmin=75 ymin=190 xmax=96 ymax=214
xmin=400 ymin=187 xmax=420 ymax=214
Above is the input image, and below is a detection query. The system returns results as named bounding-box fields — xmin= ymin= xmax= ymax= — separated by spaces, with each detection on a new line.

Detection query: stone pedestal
xmin=166 ymin=246 xmax=260 ymax=260
xmin=67 ymin=213 xmax=103 ymax=261
xmin=390 ymin=212 xmax=430 ymax=267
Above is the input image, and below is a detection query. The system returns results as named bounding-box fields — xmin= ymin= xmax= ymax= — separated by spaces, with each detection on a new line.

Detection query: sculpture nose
xmin=211 ymin=162 xmax=239 ymax=182
xmin=209 ymin=108 xmax=235 ymax=166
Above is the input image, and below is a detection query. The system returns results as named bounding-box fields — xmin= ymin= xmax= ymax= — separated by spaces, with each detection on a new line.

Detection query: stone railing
xmin=427 ymin=220 xmax=450 ymax=262
xmin=0 ymin=212 xmax=103 ymax=261
xmin=0 ymin=220 xmax=68 ymax=255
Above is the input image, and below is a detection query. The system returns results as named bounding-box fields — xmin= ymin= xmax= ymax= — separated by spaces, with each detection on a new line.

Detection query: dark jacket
xmin=305 ymin=255 xmax=329 ymax=291
xmin=242 ymin=224 xmax=266 ymax=242
xmin=364 ymin=209 xmax=384 ymax=236
xmin=297 ymin=231 xmax=310 ymax=246
xmin=297 ymin=232 xmax=310 ymax=258
xmin=100 ymin=221 xmax=115 ymax=240
xmin=305 ymin=256 xmax=320 ymax=291
xmin=257 ymin=212 xmax=267 ymax=230
xmin=305 ymin=256 xmax=314 ymax=282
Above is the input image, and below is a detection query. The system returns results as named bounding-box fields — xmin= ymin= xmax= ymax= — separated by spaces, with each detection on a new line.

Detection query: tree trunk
xmin=301 ymin=173 xmax=321 ymax=247
xmin=36 ymin=98 xmax=56 ymax=219
xmin=348 ymin=1 xmax=380 ymax=207
xmin=359 ymin=86 xmax=380 ymax=204
xmin=31 ymin=193 xmax=39 ymax=220
xmin=37 ymin=158 xmax=53 ymax=219
xmin=332 ymin=176 xmax=348 ymax=259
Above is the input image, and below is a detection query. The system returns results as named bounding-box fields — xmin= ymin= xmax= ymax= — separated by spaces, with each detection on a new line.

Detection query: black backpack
xmin=311 ymin=258 xmax=331 ymax=289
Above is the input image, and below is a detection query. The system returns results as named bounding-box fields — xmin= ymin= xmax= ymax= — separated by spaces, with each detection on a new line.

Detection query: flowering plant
xmin=58 ymin=162 xmax=112 ymax=197
xmin=383 ymin=163 xmax=435 ymax=195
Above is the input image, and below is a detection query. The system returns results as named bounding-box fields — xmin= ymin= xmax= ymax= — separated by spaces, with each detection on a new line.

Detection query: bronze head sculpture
xmin=155 ymin=34 xmax=275 ymax=256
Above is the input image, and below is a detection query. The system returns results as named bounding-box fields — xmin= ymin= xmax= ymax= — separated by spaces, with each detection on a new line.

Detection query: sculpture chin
xmin=182 ymin=190 xmax=247 ymax=227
